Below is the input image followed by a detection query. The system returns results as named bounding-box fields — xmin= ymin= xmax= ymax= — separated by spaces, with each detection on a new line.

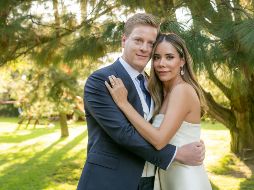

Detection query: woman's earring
xmin=180 ymin=66 xmax=184 ymax=76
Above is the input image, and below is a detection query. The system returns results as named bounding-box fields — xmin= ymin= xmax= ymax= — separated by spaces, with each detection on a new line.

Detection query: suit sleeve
xmin=84 ymin=70 xmax=176 ymax=170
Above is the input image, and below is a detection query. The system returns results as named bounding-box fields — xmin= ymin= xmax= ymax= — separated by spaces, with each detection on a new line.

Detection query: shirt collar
xmin=119 ymin=57 xmax=145 ymax=80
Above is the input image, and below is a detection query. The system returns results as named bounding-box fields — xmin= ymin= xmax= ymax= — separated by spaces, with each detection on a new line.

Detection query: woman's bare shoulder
xmin=170 ymin=82 xmax=196 ymax=96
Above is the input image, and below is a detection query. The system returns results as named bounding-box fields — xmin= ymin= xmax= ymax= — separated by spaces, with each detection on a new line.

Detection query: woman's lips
xmin=157 ymin=71 xmax=170 ymax=74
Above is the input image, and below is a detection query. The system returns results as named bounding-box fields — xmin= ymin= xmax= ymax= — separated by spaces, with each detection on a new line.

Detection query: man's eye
xmin=148 ymin=42 xmax=154 ymax=47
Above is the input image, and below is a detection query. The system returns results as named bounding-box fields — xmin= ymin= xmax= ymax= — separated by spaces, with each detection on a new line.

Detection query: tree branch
xmin=220 ymin=0 xmax=253 ymax=19
xmin=0 ymin=4 xmax=119 ymax=66
xmin=205 ymin=63 xmax=232 ymax=101
xmin=203 ymin=89 xmax=237 ymax=132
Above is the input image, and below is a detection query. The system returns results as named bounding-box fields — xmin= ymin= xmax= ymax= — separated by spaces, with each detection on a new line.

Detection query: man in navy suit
xmin=77 ymin=13 xmax=205 ymax=190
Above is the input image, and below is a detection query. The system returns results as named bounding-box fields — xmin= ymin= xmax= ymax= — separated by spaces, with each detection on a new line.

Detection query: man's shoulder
xmin=94 ymin=65 xmax=113 ymax=76
xmin=88 ymin=64 xmax=113 ymax=80
xmin=85 ymin=61 xmax=120 ymax=88
xmin=90 ymin=60 xmax=121 ymax=78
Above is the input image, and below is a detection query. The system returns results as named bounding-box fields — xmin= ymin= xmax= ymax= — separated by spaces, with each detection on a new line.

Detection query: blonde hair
xmin=124 ymin=13 xmax=160 ymax=37
xmin=148 ymin=33 xmax=206 ymax=116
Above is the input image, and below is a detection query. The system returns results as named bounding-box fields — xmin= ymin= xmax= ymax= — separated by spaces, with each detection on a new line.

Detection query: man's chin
xmin=132 ymin=62 xmax=147 ymax=71
xmin=137 ymin=59 xmax=149 ymax=65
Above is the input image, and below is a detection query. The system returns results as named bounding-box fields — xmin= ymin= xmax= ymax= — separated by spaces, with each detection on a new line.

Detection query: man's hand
xmin=174 ymin=140 xmax=205 ymax=166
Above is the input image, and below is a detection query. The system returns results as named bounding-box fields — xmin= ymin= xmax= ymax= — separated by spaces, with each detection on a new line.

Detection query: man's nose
xmin=140 ymin=42 xmax=149 ymax=52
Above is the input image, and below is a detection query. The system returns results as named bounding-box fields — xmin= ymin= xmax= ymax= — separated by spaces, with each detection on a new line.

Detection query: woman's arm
xmin=105 ymin=76 xmax=192 ymax=150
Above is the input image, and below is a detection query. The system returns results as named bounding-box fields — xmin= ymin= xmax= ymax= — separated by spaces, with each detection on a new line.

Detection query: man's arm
xmin=175 ymin=140 xmax=205 ymax=166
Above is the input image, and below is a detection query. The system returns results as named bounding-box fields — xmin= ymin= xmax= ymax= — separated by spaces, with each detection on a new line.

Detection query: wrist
xmin=118 ymin=101 xmax=129 ymax=110
xmin=174 ymin=148 xmax=184 ymax=163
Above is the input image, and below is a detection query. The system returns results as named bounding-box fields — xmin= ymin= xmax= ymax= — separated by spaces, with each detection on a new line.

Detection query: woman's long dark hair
xmin=148 ymin=33 xmax=206 ymax=116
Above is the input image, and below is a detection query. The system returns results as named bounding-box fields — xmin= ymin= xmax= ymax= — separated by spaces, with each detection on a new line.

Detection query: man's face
xmin=122 ymin=25 xmax=158 ymax=72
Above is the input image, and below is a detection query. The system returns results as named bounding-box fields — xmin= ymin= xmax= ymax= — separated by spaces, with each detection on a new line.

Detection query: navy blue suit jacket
xmin=77 ymin=59 xmax=176 ymax=190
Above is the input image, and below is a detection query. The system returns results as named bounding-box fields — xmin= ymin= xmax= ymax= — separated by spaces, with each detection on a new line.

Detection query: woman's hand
xmin=105 ymin=75 xmax=129 ymax=109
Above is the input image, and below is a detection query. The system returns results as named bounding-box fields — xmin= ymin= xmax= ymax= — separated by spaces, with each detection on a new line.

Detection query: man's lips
xmin=136 ymin=54 xmax=148 ymax=58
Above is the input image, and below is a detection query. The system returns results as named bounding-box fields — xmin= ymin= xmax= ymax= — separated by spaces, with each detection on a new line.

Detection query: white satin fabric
xmin=153 ymin=114 xmax=212 ymax=190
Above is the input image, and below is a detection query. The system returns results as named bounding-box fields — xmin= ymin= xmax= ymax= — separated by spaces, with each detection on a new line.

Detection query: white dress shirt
xmin=119 ymin=57 xmax=176 ymax=177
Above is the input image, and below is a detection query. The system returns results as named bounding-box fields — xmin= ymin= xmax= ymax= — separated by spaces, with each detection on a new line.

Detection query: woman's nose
xmin=158 ymin=58 xmax=166 ymax=66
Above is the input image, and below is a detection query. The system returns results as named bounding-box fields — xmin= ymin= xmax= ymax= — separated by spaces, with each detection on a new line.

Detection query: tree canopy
xmin=1 ymin=0 xmax=254 ymax=157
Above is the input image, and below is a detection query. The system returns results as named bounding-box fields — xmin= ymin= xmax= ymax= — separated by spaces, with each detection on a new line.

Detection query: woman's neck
xmin=163 ymin=77 xmax=184 ymax=97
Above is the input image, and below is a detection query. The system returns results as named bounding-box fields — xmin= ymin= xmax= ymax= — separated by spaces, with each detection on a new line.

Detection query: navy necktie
xmin=137 ymin=74 xmax=151 ymax=109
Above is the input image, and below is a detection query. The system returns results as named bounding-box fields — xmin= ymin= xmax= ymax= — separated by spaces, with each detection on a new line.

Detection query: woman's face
xmin=153 ymin=41 xmax=184 ymax=82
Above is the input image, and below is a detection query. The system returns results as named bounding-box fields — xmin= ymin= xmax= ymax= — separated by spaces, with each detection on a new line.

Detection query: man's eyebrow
xmin=131 ymin=34 xmax=142 ymax=38
xmin=153 ymin=53 xmax=175 ymax=56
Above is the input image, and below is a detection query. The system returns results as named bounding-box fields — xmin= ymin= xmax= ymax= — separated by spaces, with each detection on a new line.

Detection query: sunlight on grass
xmin=201 ymin=122 xmax=254 ymax=190
xmin=0 ymin=117 xmax=87 ymax=190
xmin=201 ymin=122 xmax=230 ymax=169
xmin=210 ymin=174 xmax=245 ymax=190
xmin=0 ymin=118 xmax=253 ymax=190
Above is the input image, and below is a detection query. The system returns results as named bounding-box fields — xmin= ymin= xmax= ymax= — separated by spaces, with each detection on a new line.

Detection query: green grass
xmin=0 ymin=117 xmax=87 ymax=190
xmin=0 ymin=117 xmax=253 ymax=190
xmin=201 ymin=122 xmax=254 ymax=190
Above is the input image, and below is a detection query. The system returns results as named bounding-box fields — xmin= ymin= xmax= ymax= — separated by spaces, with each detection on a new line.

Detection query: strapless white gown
xmin=153 ymin=114 xmax=212 ymax=190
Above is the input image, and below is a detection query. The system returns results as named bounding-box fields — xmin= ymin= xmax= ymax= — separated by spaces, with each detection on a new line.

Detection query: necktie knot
xmin=137 ymin=74 xmax=151 ymax=109
xmin=137 ymin=74 xmax=145 ymax=82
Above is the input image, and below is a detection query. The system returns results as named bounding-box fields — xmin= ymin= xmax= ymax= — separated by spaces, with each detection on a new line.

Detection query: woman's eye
xmin=166 ymin=56 xmax=174 ymax=60
xmin=153 ymin=56 xmax=160 ymax=60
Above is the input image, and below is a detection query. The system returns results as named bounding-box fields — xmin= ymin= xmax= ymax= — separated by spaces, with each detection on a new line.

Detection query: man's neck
xmin=120 ymin=56 xmax=144 ymax=73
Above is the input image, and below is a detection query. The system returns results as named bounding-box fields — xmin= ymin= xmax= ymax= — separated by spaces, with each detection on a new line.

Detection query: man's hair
xmin=124 ymin=13 xmax=160 ymax=36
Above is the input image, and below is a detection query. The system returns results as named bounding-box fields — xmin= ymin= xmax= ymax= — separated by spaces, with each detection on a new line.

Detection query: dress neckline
xmin=155 ymin=113 xmax=200 ymax=126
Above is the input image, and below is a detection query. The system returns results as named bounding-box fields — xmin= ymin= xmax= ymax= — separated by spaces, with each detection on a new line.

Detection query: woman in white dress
xmin=105 ymin=33 xmax=212 ymax=190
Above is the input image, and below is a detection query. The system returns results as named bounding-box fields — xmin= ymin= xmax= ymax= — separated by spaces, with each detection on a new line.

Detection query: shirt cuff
xmin=166 ymin=147 xmax=177 ymax=169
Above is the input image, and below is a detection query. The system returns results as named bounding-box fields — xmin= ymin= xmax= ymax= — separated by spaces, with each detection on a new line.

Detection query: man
xmin=77 ymin=13 xmax=205 ymax=190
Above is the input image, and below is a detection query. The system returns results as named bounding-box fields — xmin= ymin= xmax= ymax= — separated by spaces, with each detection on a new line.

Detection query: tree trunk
xmin=80 ymin=0 xmax=88 ymax=20
xmin=53 ymin=0 xmax=60 ymax=32
xmin=205 ymin=72 xmax=254 ymax=160
xmin=59 ymin=112 xmax=69 ymax=137
xmin=206 ymin=93 xmax=254 ymax=160
xmin=228 ymin=70 xmax=254 ymax=157
xmin=230 ymin=110 xmax=254 ymax=160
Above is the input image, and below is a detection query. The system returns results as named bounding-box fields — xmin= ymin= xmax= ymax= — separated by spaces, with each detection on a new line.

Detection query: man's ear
xmin=121 ymin=35 xmax=127 ymax=48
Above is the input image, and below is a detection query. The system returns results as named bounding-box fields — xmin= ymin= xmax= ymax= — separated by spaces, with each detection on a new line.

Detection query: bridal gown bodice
xmin=152 ymin=114 xmax=212 ymax=190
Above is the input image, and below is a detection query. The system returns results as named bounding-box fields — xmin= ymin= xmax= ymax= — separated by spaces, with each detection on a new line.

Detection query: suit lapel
xmin=112 ymin=60 xmax=144 ymax=116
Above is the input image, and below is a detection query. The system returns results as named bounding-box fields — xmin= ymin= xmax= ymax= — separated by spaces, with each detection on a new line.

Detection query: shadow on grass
xmin=52 ymin=148 xmax=88 ymax=185
xmin=0 ymin=127 xmax=60 ymax=143
xmin=0 ymin=117 xmax=19 ymax=123
xmin=210 ymin=154 xmax=254 ymax=190
xmin=0 ymin=130 xmax=88 ymax=190
xmin=240 ymin=174 xmax=254 ymax=190
xmin=239 ymin=161 xmax=254 ymax=190
xmin=211 ymin=181 xmax=220 ymax=190
xmin=210 ymin=154 xmax=248 ymax=178
xmin=0 ymin=142 xmax=42 ymax=166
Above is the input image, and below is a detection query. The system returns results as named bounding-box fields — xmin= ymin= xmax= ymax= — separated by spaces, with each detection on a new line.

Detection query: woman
xmin=105 ymin=33 xmax=212 ymax=190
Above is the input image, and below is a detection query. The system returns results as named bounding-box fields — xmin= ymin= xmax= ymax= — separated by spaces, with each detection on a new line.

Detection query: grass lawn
xmin=201 ymin=122 xmax=254 ymax=190
xmin=0 ymin=117 xmax=253 ymax=190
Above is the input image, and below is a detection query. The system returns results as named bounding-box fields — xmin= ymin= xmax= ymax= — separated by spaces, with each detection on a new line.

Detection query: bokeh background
xmin=0 ymin=0 xmax=254 ymax=189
